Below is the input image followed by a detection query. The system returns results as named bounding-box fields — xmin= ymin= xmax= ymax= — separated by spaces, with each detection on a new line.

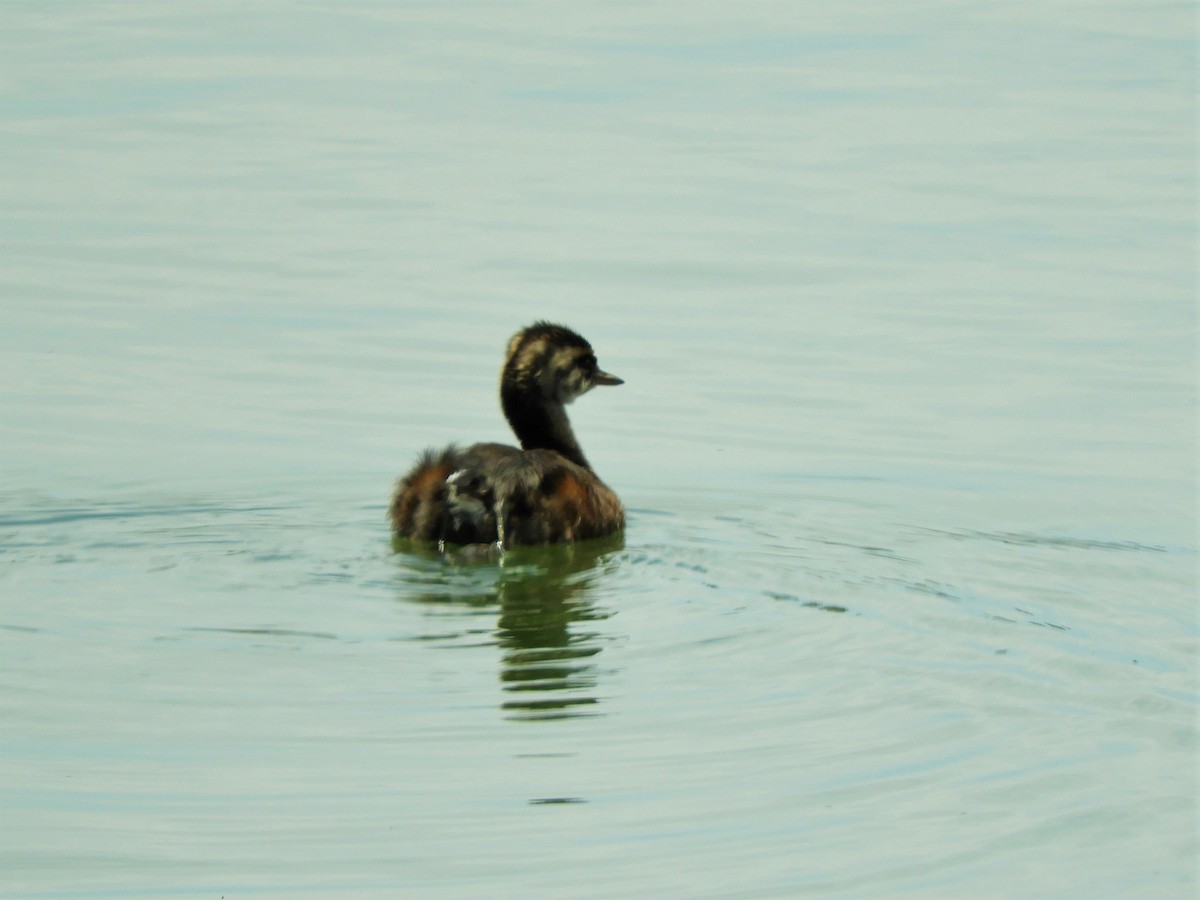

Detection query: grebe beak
xmin=593 ymin=369 xmax=623 ymax=387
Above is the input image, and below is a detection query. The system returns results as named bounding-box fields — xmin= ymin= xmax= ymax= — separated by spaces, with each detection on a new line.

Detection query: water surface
xmin=1 ymin=2 xmax=1196 ymax=897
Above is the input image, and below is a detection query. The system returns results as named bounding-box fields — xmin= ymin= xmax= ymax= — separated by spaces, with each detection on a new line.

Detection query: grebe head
xmin=501 ymin=321 xmax=623 ymax=406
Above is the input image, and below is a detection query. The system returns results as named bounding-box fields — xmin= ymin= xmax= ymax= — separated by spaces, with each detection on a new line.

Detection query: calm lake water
xmin=1 ymin=2 xmax=1196 ymax=897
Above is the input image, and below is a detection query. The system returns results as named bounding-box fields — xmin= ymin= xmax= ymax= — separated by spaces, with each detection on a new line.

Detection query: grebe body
xmin=390 ymin=322 xmax=624 ymax=549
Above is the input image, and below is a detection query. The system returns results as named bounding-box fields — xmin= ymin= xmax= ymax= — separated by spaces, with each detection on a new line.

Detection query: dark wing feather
xmin=390 ymin=443 xmax=624 ymax=548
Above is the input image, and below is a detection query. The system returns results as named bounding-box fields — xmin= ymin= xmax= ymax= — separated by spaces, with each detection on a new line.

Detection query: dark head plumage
xmin=501 ymin=321 xmax=622 ymax=408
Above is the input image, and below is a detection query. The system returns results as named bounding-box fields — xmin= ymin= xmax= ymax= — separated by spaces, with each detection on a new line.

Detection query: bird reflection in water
xmin=392 ymin=532 xmax=624 ymax=720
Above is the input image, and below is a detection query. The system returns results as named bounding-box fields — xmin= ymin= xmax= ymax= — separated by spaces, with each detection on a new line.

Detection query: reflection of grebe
xmin=390 ymin=322 xmax=624 ymax=549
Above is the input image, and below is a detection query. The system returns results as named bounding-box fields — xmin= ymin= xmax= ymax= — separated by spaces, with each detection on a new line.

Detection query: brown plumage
xmin=390 ymin=322 xmax=624 ymax=550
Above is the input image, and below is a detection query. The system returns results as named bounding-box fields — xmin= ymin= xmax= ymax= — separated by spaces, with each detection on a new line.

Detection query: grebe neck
xmin=502 ymin=389 xmax=591 ymax=470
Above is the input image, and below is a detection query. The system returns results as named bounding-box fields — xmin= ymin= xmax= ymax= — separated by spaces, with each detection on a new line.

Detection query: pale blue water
xmin=1 ymin=3 xmax=1196 ymax=898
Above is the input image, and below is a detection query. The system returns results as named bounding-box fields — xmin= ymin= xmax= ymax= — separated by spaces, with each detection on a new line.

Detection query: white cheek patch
xmin=559 ymin=368 xmax=596 ymax=404
xmin=543 ymin=347 xmax=589 ymax=403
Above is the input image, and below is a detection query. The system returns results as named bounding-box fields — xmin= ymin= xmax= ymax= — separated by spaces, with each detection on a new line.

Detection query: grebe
xmin=390 ymin=322 xmax=624 ymax=550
